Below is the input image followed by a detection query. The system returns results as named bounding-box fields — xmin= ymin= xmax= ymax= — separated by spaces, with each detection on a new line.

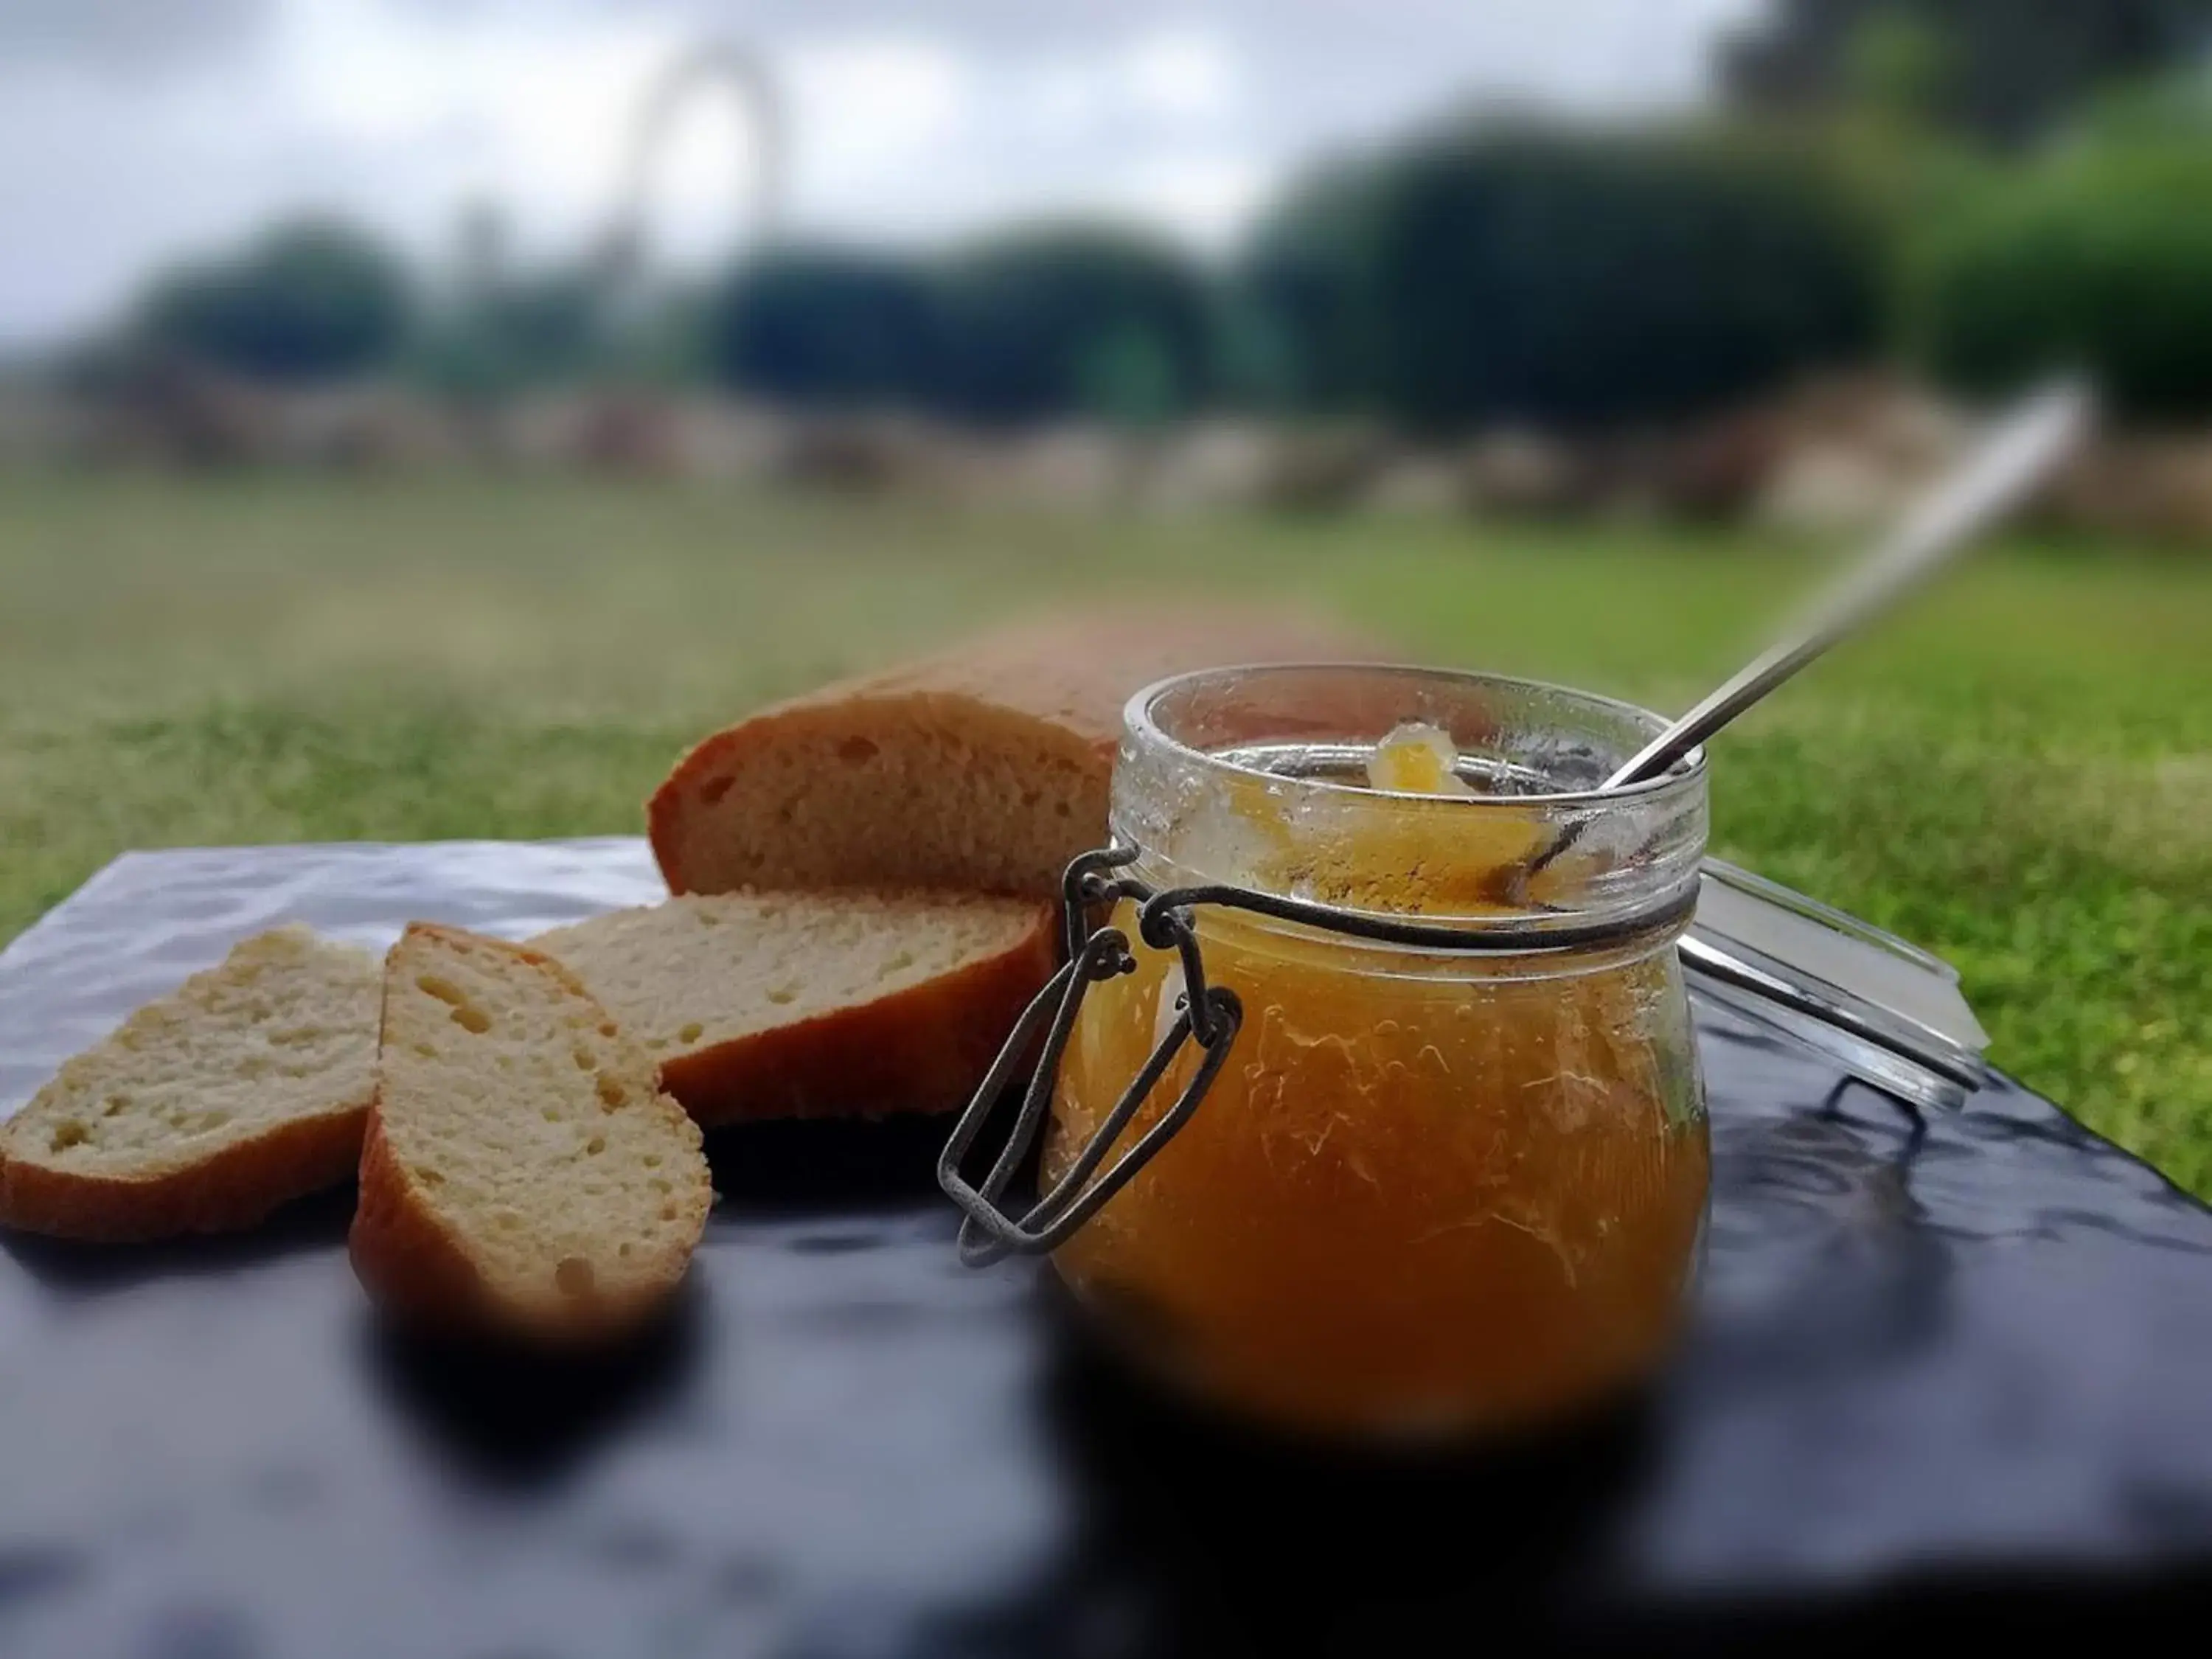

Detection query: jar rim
xmin=1122 ymin=661 xmax=1708 ymax=808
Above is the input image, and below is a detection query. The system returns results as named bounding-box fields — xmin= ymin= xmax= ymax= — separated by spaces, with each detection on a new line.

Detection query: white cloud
xmin=1120 ymin=27 xmax=1241 ymax=122
xmin=784 ymin=36 xmax=973 ymax=201
xmin=268 ymin=0 xmax=686 ymax=252
xmin=1105 ymin=153 xmax=1270 ymax=250
xmin=1019 ymin=61 xmax=1109 ymax=142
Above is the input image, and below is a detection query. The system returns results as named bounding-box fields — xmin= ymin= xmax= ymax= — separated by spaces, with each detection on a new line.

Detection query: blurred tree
xmin=1910 ymin=138 xmax=2212 ymax=417
xmin=931 ymin=226 xmax=1214 ymax=428
xmin=1723 ymin=1 xmax=2212 ymax=145
xmin=1245 ymin=124 xmax=1880 ymax=433
xmin=700 ymin=246 xmax=939 ymax=408
xmin=414 ymin=199 xmax=685 ymax=402
xmin=451 ymin=199 xmax=513 ymax=302
xmin=136 ymin=218 xmax=413 ymax=384
xmin=416 ymin=267 xmax=613 ymax=403
xmin=2080 ymin=60 xmax=2212 ymax=141
xmin=1232 ymin=159 xmax=1392 ymax=411
xmin=1841 ymin=9 xmax=1954 ymax=123
xmin=1071 ymin=324 xmax=1183 ymax=429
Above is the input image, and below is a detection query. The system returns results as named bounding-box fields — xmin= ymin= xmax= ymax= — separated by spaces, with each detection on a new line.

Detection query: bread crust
xmin=349 ymin=923 xmax=712 ymax=1343
xmin=647 ymin=690 xmax=1103 ymax=899
xmin=650 ymin=610 xmax=1377 ymax=897
xmin=0 ymin=1107 xmax=364 ymax=1243
xmin=347 ymin=1102 xmax=487 ymax=1323
xmin=658 ymin=900 xmax=1057 ymax=1125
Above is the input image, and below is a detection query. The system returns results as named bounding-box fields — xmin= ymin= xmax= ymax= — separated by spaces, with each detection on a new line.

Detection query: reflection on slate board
xmin=1 ymin=841 xmax=2210 ymax=1656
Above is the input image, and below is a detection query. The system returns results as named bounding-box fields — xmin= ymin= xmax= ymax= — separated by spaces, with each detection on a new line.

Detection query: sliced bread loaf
xmin=0 ymin=925 xmax=378 ymax=1242
xmin=648 ymin=609 xmax=1377 ymax=900
xmin=351 ymin=923 xmax=711 ymax=1340
xmin=532 ymin=889 xmax=1056 ymax=1126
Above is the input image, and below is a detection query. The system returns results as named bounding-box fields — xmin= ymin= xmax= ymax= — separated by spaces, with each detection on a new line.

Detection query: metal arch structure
xmin=598 ymin=41 xmax=784 ymax=288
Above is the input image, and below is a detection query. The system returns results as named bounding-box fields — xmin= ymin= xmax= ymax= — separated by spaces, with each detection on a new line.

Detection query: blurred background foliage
xmin=1239 ymin=126 xmax=1879 ymax=431
xmin=132 ymin=218 xmax=416 ymax=389
xmin=78 ymin=0 xmax=2212 ymax=434
xmin=1722 ymin=0 xmax=2212 ymax=147
xmin=1907 ymin=137 xmax=2212 ymax=417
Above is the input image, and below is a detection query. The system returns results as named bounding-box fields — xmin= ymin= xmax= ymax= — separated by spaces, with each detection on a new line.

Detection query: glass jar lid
xmin=1116 ymin=663 xmax=1708 ymax=944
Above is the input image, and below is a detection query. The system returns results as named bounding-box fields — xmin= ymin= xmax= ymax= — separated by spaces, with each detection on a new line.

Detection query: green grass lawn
xmin=2 ymin=474 xmax=2208 ymax=1189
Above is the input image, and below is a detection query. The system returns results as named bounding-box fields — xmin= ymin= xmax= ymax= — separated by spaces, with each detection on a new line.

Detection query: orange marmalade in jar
xmin=1032 ymin=665 xmax=1711 ymax=1439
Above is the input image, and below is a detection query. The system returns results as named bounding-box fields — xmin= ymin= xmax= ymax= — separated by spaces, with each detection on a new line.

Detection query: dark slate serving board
xmin=2 ymin=841 xmax=2210 ymax=1658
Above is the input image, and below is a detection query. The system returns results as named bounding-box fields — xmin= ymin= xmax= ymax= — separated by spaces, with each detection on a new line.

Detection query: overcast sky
xmin=0 ymin=0 xmax=1760 ymax=347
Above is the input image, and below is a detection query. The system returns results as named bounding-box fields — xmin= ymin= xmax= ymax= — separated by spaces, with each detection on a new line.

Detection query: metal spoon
xmin=1504 ymin=378 xmax=2096 ymax=898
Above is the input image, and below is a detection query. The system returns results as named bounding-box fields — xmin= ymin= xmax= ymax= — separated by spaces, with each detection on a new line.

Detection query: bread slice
xmin=532 ymin=889 xmax=1056 ymax=1126
xmin=350 ymin=923 xmax=711 ymax=1340
xmin=0 ymin=925 xmax=378 ymax=1242
xmin=649 ymin=608 xmax=1378 ymax=899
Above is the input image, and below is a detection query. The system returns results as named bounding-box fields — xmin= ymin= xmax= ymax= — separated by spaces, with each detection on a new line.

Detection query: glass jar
xmin=1041 ymin=664 xmax=1710 ymax=1438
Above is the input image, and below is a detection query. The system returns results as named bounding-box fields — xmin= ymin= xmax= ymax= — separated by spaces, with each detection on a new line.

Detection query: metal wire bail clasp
xmin=936 ymin=847 xmax=1243 ymax=1267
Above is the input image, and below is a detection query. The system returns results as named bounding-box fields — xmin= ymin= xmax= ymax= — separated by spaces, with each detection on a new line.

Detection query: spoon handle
xmin=1603 ymin=380 xmax=2095 ymax=793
